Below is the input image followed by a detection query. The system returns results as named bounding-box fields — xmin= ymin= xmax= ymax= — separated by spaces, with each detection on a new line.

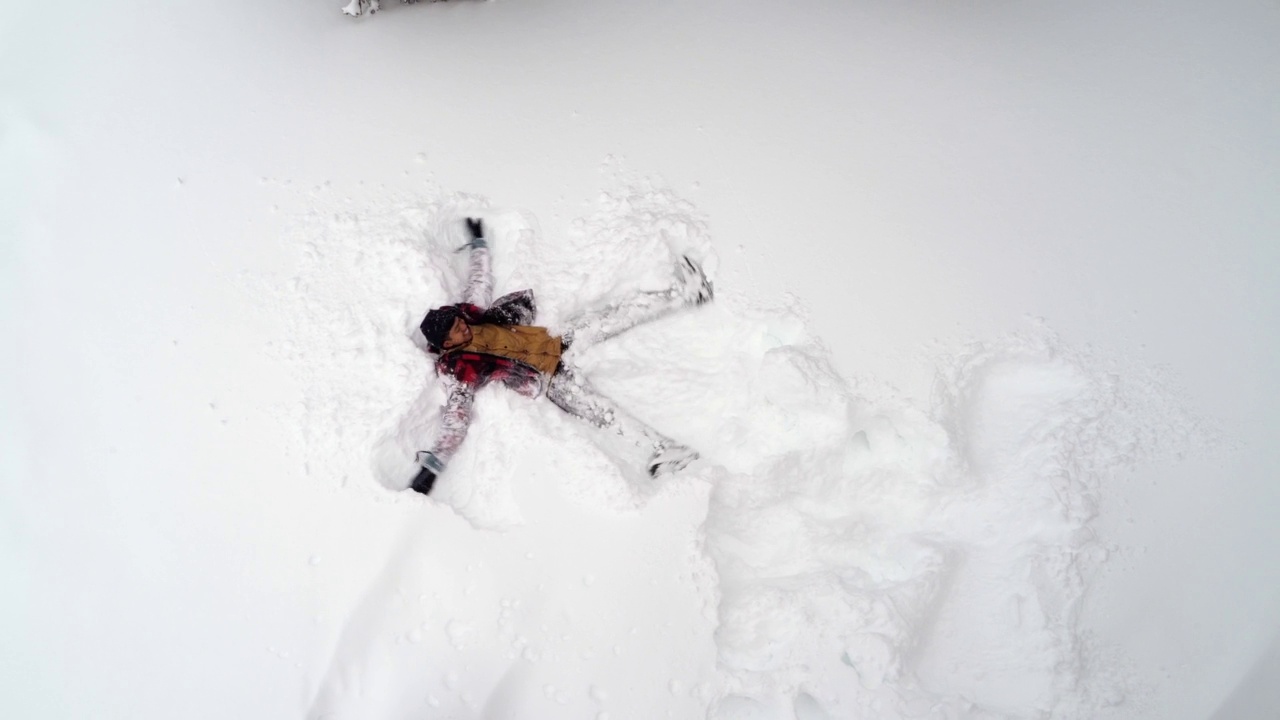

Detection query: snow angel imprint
xmin=409 ymin=217 xmax=714 ymax=495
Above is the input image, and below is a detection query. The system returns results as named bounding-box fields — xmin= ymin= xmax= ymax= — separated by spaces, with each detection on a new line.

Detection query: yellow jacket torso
xmin=460 ymin=324 xmax=563 ymax=376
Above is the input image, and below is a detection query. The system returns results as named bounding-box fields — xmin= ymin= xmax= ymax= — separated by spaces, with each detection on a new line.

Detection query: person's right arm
xmin=413 ymin=380 xmax=476 ymax=491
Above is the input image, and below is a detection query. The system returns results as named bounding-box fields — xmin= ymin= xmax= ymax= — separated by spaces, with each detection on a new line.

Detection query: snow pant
xmin=544 ymin=287 xmax=692 ymax=457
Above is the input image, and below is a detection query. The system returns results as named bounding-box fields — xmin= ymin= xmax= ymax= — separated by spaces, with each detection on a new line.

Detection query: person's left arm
xmin=460 ymin=217 xmax=492 ymax=309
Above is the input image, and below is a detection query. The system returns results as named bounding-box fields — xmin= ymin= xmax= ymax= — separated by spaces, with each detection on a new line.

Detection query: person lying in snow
xmin=409 ymin=217 xmax=713 ymax=495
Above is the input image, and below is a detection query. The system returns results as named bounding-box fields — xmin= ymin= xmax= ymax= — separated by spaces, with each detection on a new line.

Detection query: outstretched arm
xmin=461 ymin=218 xmax=493 ymax=309
xmin=412 ymin=381 xmax=476 ymax=493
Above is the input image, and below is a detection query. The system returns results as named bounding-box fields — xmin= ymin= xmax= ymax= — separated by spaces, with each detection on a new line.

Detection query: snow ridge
xmin=255 ymin=180 xmax=1204 ymax=719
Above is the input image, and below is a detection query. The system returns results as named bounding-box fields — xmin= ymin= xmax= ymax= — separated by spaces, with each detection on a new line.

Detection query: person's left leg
xmin=561 ymin=255 xmax=712 ymax=350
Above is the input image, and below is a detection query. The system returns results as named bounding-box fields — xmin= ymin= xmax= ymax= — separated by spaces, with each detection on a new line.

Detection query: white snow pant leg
xmin=561 ymin=288 xmax=688 ymax=349
xmin=545 ymin=364 xmax=676 ymax=457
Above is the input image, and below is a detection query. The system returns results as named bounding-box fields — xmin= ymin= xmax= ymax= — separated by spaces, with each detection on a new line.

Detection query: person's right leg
xmin=545 ymin=364 xmax=698 ymax=477
xmin=561 ymin=255 xmax=712 ymax=349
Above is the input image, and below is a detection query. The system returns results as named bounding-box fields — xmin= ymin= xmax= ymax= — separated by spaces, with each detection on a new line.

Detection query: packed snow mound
xmin=251 ymin=180 xmax=1207 ymax=719
xmin=699 ymin=332 xmax=1204 ymax=719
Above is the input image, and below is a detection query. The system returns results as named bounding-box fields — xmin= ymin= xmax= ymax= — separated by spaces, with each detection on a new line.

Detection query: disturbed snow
xmin=255 ymin=179 xmax=1207 ymax=719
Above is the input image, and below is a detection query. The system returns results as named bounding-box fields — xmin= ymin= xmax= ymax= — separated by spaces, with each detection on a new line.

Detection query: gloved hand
xmin=410 ymin=466 xmax=437 ymax=495
xmin=465 ymin=217 xmax=484 ymax=240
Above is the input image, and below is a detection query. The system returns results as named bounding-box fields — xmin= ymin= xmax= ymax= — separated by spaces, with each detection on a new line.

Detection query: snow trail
xmin=253 ymin=179 xmax=1206 ymax=719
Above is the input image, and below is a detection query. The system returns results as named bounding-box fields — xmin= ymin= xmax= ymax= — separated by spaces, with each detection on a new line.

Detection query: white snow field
xmin=2 ymin=1 xmax=1277 ymax=719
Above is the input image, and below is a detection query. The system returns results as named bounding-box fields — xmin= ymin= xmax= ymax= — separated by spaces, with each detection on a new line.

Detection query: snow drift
xmin=248 ymin=178 xmax=1207 ymax=719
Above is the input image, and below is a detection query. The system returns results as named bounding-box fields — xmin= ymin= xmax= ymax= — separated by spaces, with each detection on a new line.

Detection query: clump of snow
xmin=698 ymin=325 xmax=1206 ymax=718
xmin=254 ymin=179 xmax=1206 ymax=718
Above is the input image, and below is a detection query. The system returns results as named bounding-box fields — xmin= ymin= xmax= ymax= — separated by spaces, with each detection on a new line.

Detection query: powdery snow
xmin=250 ymin=178 xmax=1210 ymax=718
xmin=5 ymin=1 xmax=1277 ymax=718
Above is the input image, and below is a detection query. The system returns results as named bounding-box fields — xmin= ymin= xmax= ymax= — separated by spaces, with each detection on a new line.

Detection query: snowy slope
xmin=256 ymin=179 xmax=1207 ymax=718
xmin=3 ymin=1 xmax=1278 ymax=719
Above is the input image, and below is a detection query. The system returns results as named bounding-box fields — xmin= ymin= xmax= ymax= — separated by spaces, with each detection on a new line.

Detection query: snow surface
xmin=3 ymin=1 xmax=1278 ymax=719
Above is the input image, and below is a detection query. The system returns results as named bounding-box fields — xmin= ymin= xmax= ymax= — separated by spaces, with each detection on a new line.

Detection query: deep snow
xmin=3 ymin=1 xmax=1278 ymax=719
xmin=259 ymin=179 xmax=1210 ymax=718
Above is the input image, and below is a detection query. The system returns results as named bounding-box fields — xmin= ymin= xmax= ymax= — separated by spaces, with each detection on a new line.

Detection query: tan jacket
xmin=459 ymin=324 xmax=563 ymax=376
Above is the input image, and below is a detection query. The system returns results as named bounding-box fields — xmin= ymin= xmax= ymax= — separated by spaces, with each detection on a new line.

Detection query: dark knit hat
xmin=420 ymin=306 xmax=460 ymax=351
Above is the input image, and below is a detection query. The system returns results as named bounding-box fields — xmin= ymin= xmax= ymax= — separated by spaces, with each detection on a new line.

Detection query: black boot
xmin=410 ymin=467 xmax=437 ymax=495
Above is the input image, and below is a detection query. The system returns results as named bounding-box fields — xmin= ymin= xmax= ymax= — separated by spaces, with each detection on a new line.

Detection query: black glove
xmin=465 ymin=217 xmax=484 ymax=240
xmin=410 ymin=466 xmax=437 ymax=495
